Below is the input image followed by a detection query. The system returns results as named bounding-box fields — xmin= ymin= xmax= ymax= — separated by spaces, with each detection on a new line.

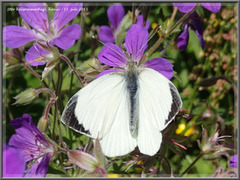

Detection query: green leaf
xmin=94 ymin=139 xmax=106 ymax=166
xmin=187 ymin=30 xmax=204 ymax=61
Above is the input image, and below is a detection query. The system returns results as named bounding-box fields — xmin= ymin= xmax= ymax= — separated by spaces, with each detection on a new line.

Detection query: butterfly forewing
xmin=61 ymin=94 xmax=91 ymax=136
xmin=62 ymin=72 xmax=137 ymax=157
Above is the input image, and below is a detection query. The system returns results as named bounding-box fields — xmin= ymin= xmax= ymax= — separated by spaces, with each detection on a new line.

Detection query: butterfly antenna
xmin=92 ymin=35 xmax=128 ymax=62
xmin=135 ymin=25 xmax=161 ymax=58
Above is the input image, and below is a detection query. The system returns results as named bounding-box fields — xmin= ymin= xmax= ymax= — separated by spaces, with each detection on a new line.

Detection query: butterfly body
xmin=125 ymin=61 xmax=139 ymax=138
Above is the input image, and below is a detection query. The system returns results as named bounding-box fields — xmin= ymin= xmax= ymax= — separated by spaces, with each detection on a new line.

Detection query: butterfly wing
xmin=61 ymin=72 xmax=137 ymax=157
xmin=137 ymin=68 xmax=182 ymax=156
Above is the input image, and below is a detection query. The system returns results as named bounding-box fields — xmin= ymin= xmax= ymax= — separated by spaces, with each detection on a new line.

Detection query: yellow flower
xmin=184 ymin=127 xmax=194 ymax=136
xmin=176 ymin=123 xmax=186 ymax=134
xmin=151 ymin=23 xmax=162 ymax=36
xmin=176 ymin=123 xmax=196 ymax=136
xmin=107 ymin=174 xmax=121 ymax=178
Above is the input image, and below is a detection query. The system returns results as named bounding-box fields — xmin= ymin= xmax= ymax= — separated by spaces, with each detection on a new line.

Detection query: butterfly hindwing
xmin=99 ymin=92 xmax=137 ymax=157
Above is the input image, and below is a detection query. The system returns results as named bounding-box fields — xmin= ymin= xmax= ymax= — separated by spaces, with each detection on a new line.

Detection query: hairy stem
xmin=180 ymin=152 xmax=204 ymax=177
xmin=22 ymin=63 xmax=49 ymax=88
xmin=69 ymin=12 xmax=86 ymax=94
xmin=60 ymin=54 xmax=83 ymax=86
xmin=166 ymin=6 xmax=178 ymax=32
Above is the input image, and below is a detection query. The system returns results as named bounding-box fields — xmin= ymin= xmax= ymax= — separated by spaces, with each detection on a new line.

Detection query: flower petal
xmin=194 ymin=30 xmax=206 ymax=49
xmin=177 ymin=26 xmax=189 ymax=51
xmin=25 ymin=153 xmax=51 ymax=177
xmin=9 ymin=114 xmax=51 ymax=162
xmin=143 ymin=58 xmax=173 ymax=79
xmin=98 ymin=43 xmax=127 ymax=67
xmin=8 ymin=134 xmax=35 ymax=162
xmin=9 ymin=114 xmax=49 ymax=150
xmin=97 ymin=69 xmax=122 ymax=78
xmin=25 ymin=44 xmax=49 ymax=66
xmin=3 ymin=145 xmax=26 ymax=177
xmin=173 ymin=3 xmax=196 ymax=13
xmin=98 ymin=26 xmax=115 ymax=43
xmin=189 ymin=12 xmax=204 ymax=35
xmin=53 ymin=24 xmax=81 ymax=49
xmin=53 ymin=3 xmax=82 ymax=30
xmin=107 ymin=3 xmax=125 ymax=30
xmin=201 ymin=3 xmax=221 ymax=13
xmin=136 ymin=15 xmax=150 ymax=29
xmin=230 ymin=154 xmax=238 ymax=168
xmin=3 ymin=25 xmax=36 ymax=48
xmin=124 ymin=24 xmax=148 ymax=63
xmin=18 ymin=3 xmax=48 ymax=32
xmin=10 ymin=114 xmax=41 ymax=137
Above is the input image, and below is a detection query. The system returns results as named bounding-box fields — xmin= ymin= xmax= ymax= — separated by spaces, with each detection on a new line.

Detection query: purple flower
xmin=136 ymin=14 xmax=150 ymax=30
xmin=8 ymin=114 xmax=55 ymax=177
xmin=97 ymin=24 xmax=173 ymax=79
xmin=98 ymin=3 xmax=150 ymax=43
xmin=3 ymin=3 xmax=82 ymax=66
xmin=3 ymin=144 xmax=26 ymax=177
xmin=230 ymin=154 xmax=238 ymax=168
xmin=98 ymin=4 xmax=124 ymax=43
xmin=173 ymin=3 xmax=221 ymax=13
xmin=176 ymin=12 xmax=206 ymax=51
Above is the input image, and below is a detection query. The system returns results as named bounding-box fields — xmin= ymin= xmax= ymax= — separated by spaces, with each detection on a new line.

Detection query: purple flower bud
xmin=37 ymin=116 xmax=49 ymax=133
xmin=67 ymin=150 xmax=98 ymax=172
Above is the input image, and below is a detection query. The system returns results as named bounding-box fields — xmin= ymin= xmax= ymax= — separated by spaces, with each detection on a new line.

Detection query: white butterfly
xmin=61 ymin=24 xmax=182 ymax=157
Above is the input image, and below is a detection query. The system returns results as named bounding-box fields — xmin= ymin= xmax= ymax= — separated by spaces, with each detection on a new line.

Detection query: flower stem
xmin=179 ymin=152 xmax=204 ymax=177
xmin=166 ymin=6 xmax=178 ymax=32
xmin=158 ymin=154 xmax=173 ymax=177
xmin=44 ymin=97 xmax=57 ymax=120
xmin=69 ymin=12 xmax=86 ymax=94
xmin=35 ymin=88 xmax=56 ymax=98
xmin=56 ymin=63 xmax=63 ymax=144
xmin=144 ymin=5 xmax=198 ymax=60
xmin=22 ymin=62 xmax=49 ymax=88
xmin=132 ymin=3 xmax=136 ymax=24
xmin=52 ymin=63 xmax=63 ymax=142
xmin=74 ymin=12 xmax=86 ymax=65
xmin=60 ymin=54 xmax=83 ymax=86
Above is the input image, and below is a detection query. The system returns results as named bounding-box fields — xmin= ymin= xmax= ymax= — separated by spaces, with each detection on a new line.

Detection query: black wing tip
xmin=61 ymin=94 xmax=91 ymax=135
xmin=165 ymin=83 xmax=183 ymax=125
